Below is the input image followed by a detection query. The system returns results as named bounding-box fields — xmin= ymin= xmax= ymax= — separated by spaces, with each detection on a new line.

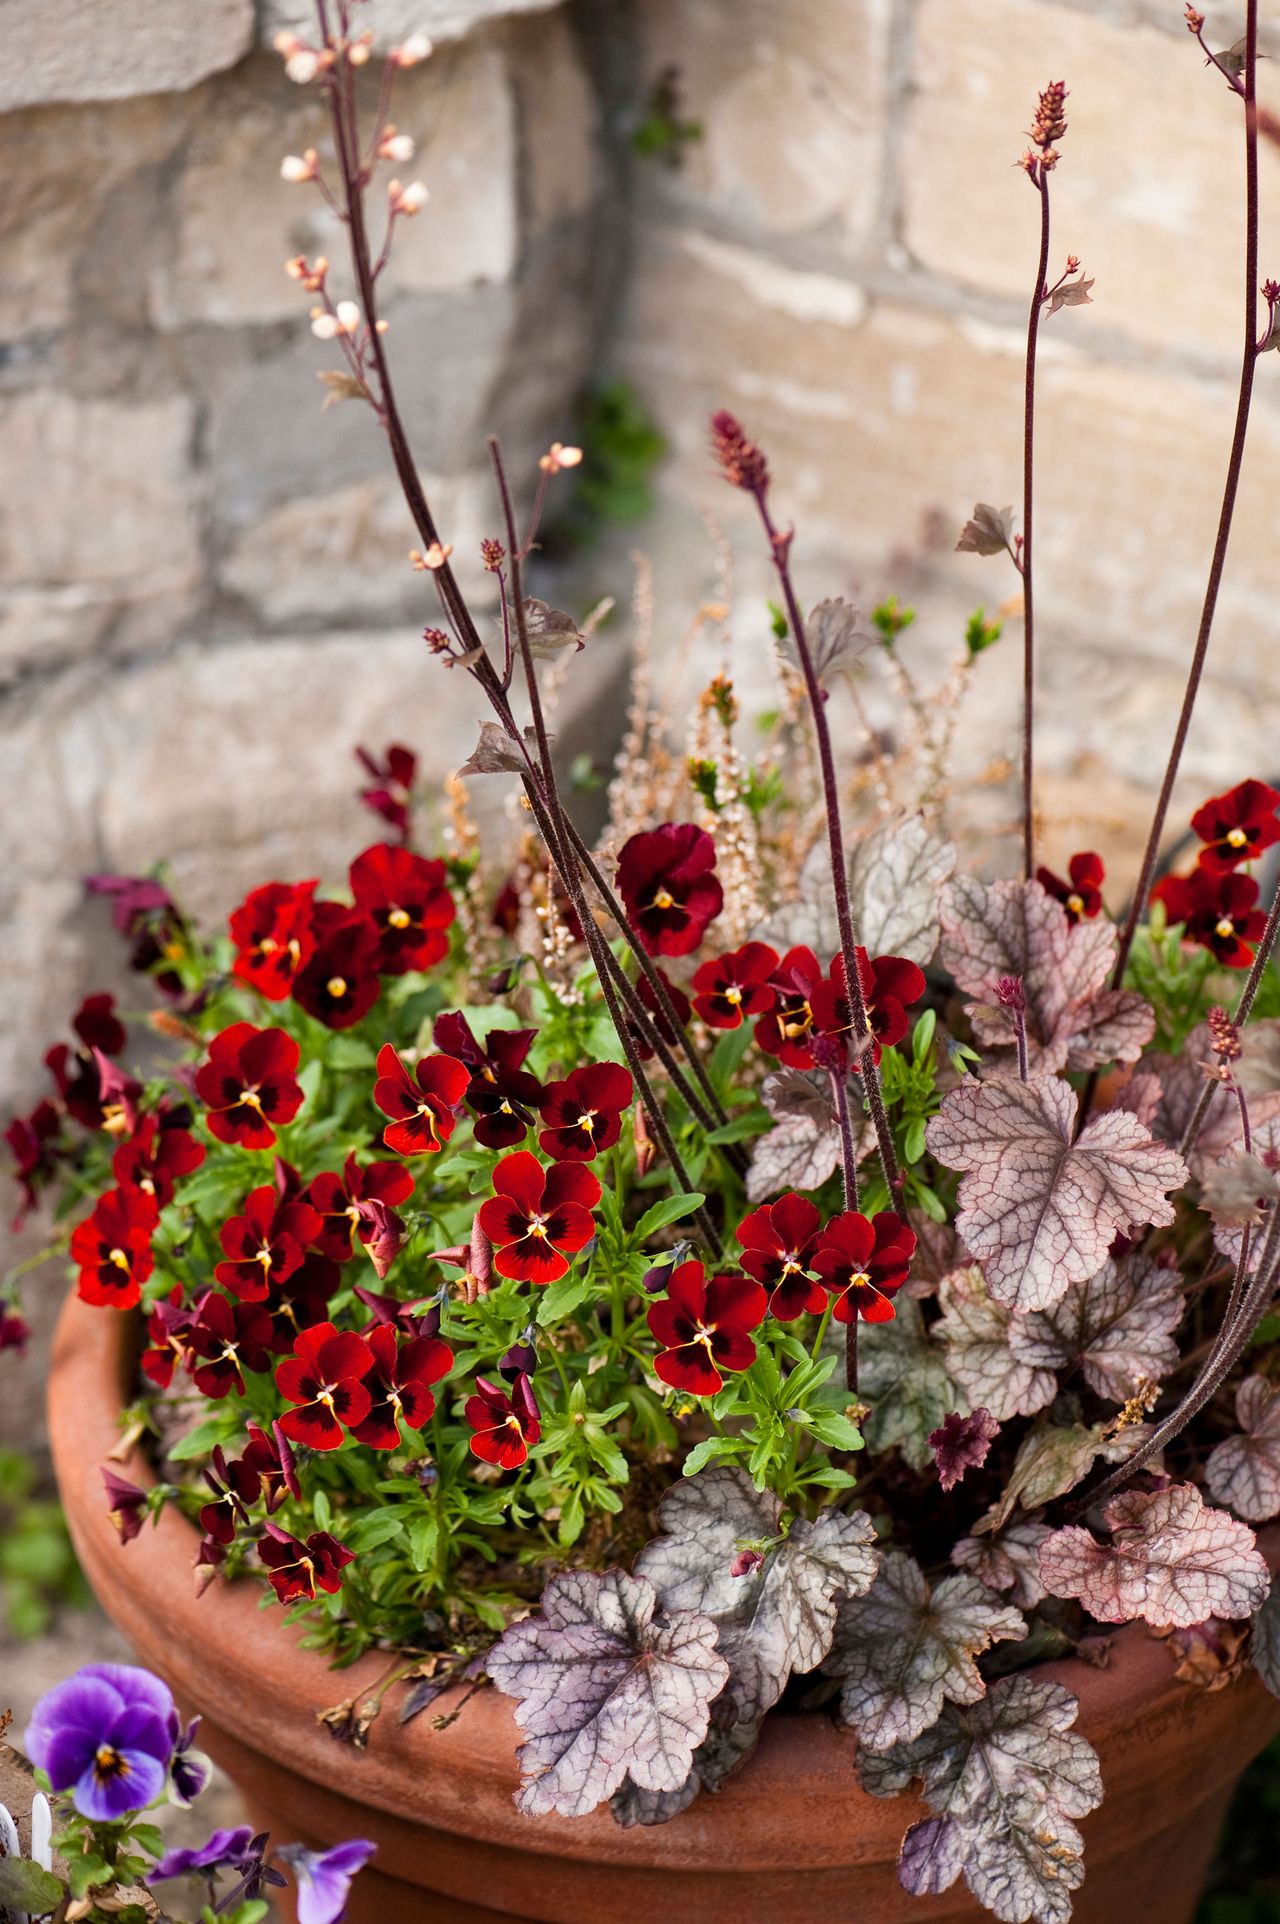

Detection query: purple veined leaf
xmin=1008 ymin=1252 xmax=1184 ymax=1405
xmin=955 ymin=503 xmax=1017 ymax=556
xmin=952 ymin=1517 xmax=1053 ymax=1612
xmin=456 ymin=721 xmax=545 ymax=778
xmin=746 ymin=1112 xmax=844 ymax=1204
xmin=860 ymin=1674 xmax=1102 ymax=1924
xmin=980 ymin=1418 xmax=1148 ymax=1536
xmin=860 ymin=1299 xmax=965 ymax=1471
xmin=938 ymin=875 xmax=1153 ymax=1075
xmin=825 ymin=1551 xmax=1024 ymax=1751
xmin=1201 ymin=1151 xmax=1280 ymax=1229
xmin=1040 ymin=1484 xmax=1271 ymax=1629
xmin=485 ymin=1569 xmax=728 ymax=1818
xmin=1109 ymin=1068 xmax=1163 ymax=1131
xmin=1206 ymin=1377 xmax=1280 ymax=1523
xmin=762 ymin=1068 xmax=838 ymax=1128
xmin=925 ymin=1073 xmax=1187 ymax=1314
xmin=610 ymin=1717 xmax=763 ymax=1828
xmin=635 ymin=1467 xmax=781 ymax=1620
xmin=847 ymin=812 xmax=956 ymax=967
xmin=777 ymin=597 xmax=869 ymax=688
xmin=929 ymin=1409 xmax=1001 ymax=1492
xmin=935 ymin=1266 xmax=1058 ymax=1422
xmin=1251 ymin=1579 xmax=1280 ymax=1699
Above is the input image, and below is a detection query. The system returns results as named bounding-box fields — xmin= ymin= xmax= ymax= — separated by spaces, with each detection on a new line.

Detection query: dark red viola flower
xmin=349 ymin=843 xmax=456 ymax=975
xmin=69 ymin=1185 xmax=158 ymax=1310
xmin=356 ymin=742 xmax=417 ymax=843
xmin=199 ymin=1446 xmax=264 ymax=1545
xmin=258 ymin=1522 xmax=354 ymax=1604
xmin=101 ymin=1467 xmax=148 ymax=1544
xmin=692 ymin=942 xmax=779 ymax=1029
xmin=84 ymin=873 xmax=189 ymax=997
xmin=498 ymin=1326 xmax=537 ymax=1380
xmin=1151 ymin=867 xmax=1268 ymax=969
xmin=626 ymin=969 xmax=692 ymax=1062
xmin=195 ymin=1023 xmax=305 ymax=1150
xmin=188 ymin=1291 xmax=275 ymax=1399
xmin=45 ymin=996 xmax=132 ymax=1131
xmin=214 ymin=1186 xmax=321 ymax=1303
xmin=1036 ymin=851 xmax=1105 ymax=923
xmin=616 ymin=824 xmax=724 ymax=957
xmin=374 ymin=1045 xmax=469 ymax=1156
xmin=141 ymin=1288 xmax=197 ymax=1388
xmin=352 ymin=1283 xmax=441 ymax=1337
xmin=308 ymin=1153 xmax=414 ymax=1263
xmin=811 ymin=1210 xmax=917 ymax=1323
xmin=0 ymin=1304 xmax=30 ymax=1355
xmin=349 ymin=1323 xmax=453 ymax=1450
xmin=112 ymin=1112 xmax=205 ymax=1210
xmin=735 ymin=1193 xmax=825 ymax=1320
xmin=428 ymin=1217 xmax=494 ymax=1302
xmin=432 ymin=1012 xmax=542 ymax=1149
xmin=74 ymin=992 xmax=127 ymax=1058
xmin=464 ymin=1374 xmax=541 ymax=1469
xmin=809 ymin=949 xmax=927 ymax=1070
xmin=753 ymin=945 xmax=823 ymax=1067
xmin=353 ymin=1197 xmax=406 ymax=1280
xmin=647 ymin=1261 xmax=767 ymax=1395
xmin=1191 ymin=779 xmax=1280 ymax=875
xmin=275 ymin=1321 xmax=375 ymax=1450
xmin=261 ymin=1252 xmax=340 ymax=1354
xmin=242 ymin=1420 xmax=300 ymax=1509
xmin=477 ymin=1151 xmax=601 ymax=1284
xmin=229 ymin=881 xmax=318 ymax=1001
xmin=5 ymin=1099 xmax=61 ymax=1226
xmin=291 ymin=905 xmax=381 ymax=1031
xmin=537 ymin=1062 xmax=634 ymax=1162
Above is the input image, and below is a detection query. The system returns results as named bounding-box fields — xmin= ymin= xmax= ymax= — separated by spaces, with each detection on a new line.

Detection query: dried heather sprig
xmin=709 ymin=410 xmax=769 ymax=496
xmin=1207 ymin=1003 xmax=1243 ymax=1061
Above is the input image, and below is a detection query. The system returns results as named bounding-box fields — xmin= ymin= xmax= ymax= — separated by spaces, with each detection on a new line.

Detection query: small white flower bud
xmin=335 ymin=299 xmax=362 ymax=334
xmin=280 ymin=149 xmax=318 ymax=184
xmin=390 ymin=178 xmax=429 ymax=216
xmin=390 ymin=32 xmax=432 ymax=65
xmin=379 ymin=130 xmax=416 ymax=163
xmin=310 ymin=308 xmax=340 ymax=340
xmin=285 ymin=47 xmax=322 ymax=83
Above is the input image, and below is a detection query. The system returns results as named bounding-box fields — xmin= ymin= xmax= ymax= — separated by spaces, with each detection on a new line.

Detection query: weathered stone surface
xmin=510 ymin=6 xmax=599 ymax=233
xmin=0 ymin=0 xmax=253 ymax=111
xmin=262 ymin=0 xmax=558 ymax=53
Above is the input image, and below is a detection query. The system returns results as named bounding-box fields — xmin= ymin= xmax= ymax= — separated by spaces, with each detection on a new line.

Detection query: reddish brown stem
xmin=1021 ymin=174 xmax=1051 ymax=880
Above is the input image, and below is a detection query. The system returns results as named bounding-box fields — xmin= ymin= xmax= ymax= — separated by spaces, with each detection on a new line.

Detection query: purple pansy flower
xmin=169 ymin=1715 xmax=213 ymax=1806
xmin=277 ymin=1839 xmax=377 ymax=1924
xmin=25 ymin=1664 xmax=175 ymax=1821
xmin=150 ymin=1825 xmax=259 ymax=1882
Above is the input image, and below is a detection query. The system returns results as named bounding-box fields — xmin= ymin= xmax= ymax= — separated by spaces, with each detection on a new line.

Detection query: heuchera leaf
xmin=1040 ymin=1484 xmax=1271 ymax=1628
xmin=930 ymin=1408 xmax=1001 ymax=1491
xmin=610 ymin=1717 xmax=762 ymax=1827
xmin=860 ymin=1674 xmax=1103 ymax=1924
xmin=1200 ymin=1151 xmax=1280 ymax=1228
xmin=952 ymin=1517 xmax=1052 ymax=1611
xmin=939 ymin=875 xmax=1153 ymax=1074
xmin=746 ymin=1111 xmax=843 ymax=1203
xmin=1251 ymin=1577 xmax=1280 ymax=1699
xmin=1206 ymin=1377 xmax=1280 ymax=1523
xmin=486 ymin=1568 xmax=729 ymax=1816
xmin=936 ymin=1266 xmax=1058 ymax=1421
xmin=981 ymin=1420 xmax=1145 ymax=1534
xmin=825 ymin=1551 xmax=1025 ymax=1750
xmin=926 ymin=1074 xmax=1187 ymax=1313
xmin=456 ymin=720 xmax=539 ymax=777
xmin=956 ymin=502 xmax=1016 ymax=556
xmin=861 ymin=1298 xmax=965 ymax=1470
xmin=848 ymin=813 xmax=956 ymax=967
xmin=635 ymin=1466 xmax=780 ymax=1619
xmin=1007 ymin=1253 xmax=1184 ymax=1404
xmin=778 ymin=597 xmax=869 ymax=686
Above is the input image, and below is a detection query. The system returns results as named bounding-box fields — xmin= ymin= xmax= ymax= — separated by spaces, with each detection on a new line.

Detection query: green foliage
xmin=0 ymin=1447 xmax=88 ymax=1638
xmin=964 ymin=606 xmax=1003 ymax=657
xmin=547 ymin=381 xmax=666 ymax=551
xmin=871 ymin=596 xmax=916 ymax=649
xmin=861 ymin=1010 xmax=954 ymax=1223
xmin=631 ymin=67 xmax=703 ymax=167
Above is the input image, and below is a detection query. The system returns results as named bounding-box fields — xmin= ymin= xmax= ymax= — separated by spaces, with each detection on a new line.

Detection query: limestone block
xmin=509 ymin=6 xmax=599 ymax=233
xmin=261 ymin=0 xmax=559 ymax=53
xmin=0 ymin=0 xmax=253 ymax=111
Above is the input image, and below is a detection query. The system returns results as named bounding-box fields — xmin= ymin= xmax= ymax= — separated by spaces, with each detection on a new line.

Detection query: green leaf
xmin=67 ymin=1852 xmax=112 ymax=1900
xmin=167 ymin=1412 xmax=242 ymax=1462
xmin=537 ymin=1270 xmax=594 ymax=1327
xmin=681 ymin=1435 xmax=747 ymax=1477
xmin=312 ymin=1487 xmax=332 ymax=1532
xmin=0 ymin=1857 xmax=65 ymax=1912
xmin=709 ymin=1024 xmax=756 ymax=1095
xmin=344 ymin=1512 xmax=406 ymax=1552
xmin=322 ymin=1036 xmax=378 ymax=1071
xmin=704 ymin=1109 xmax=772 ymax=1146
xmin=408 ymin=1513 xmax=439 ymax=1573
xmin=808 ymin=1410 xmax=866 ymax=1452
xmin=634 ymin=1192 xmax=707 ymax=1241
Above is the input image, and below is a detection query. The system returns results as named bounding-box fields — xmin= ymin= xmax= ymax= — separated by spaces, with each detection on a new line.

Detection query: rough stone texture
xmin=0 ymin=0 xmax=253 ymax=111
xmin=264 ymin=0 xmax=561 ymax=51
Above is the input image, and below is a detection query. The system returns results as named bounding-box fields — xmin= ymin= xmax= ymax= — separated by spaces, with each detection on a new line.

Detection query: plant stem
xmin=1179 ymin=869 xmax=1280 ymax=1160
xmin=1021 ymin=173 xmax=1051 ymax=881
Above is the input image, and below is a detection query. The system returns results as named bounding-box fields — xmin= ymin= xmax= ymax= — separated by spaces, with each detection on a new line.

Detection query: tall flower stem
xmin=1020 ymin=172 xmax=1051 ymax=880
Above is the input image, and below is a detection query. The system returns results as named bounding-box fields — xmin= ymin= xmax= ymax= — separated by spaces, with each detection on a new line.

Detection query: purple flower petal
xmin=74 ymin=1744 xmax=168 ymax=1822
xmin=78 ymin=1664 xmax=176 ymax=1727
xmin=25 ymin=1677 xmax=124 ymax=1784
xmin=151 ymin=1826 xmax=257 ymax=1882
xmin=280 ymin=1840 xmax=377 ymax=1924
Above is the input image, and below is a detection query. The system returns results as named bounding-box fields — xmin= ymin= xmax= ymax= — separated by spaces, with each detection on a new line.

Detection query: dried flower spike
xmin=1030 ymin=80 xmax=1068 ymax=150
xmin=1207 ymin=1004 xmax=1243 ymax=1061
xmin=709 ymin=410 xmax=769 ymax=496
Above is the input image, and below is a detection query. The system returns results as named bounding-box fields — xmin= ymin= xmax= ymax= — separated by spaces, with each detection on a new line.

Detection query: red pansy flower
xmin=102 ymin=1468 xmax=148 ymax=1544
xmin=214 ymin=1185 xmax=321 ymax=1303
xmin=353 ymin=1283 xmax=441 ymax=1336
xmin=477 ymin=1151 xmax=601 ymax=1284
xmin=5 ymin=1099 xmax=61 ymax=1226
xmin=69 ymin=1185 xmax=158 ymax=1310
xmin=811 ymin=1210 xmax=917 ymax=1323
xmin=188 ymin=1291 xmax=274 ymax=1399
xmin=45 ymin=994 xmax=131 ymax=1130
xmin=1191 ymin=780 xmax=1280 ymax=875
xmin=275 ymin=1321 xmax=376 ymax=1450
xmin=809 ymin=949 xmax=927 ymax=1070
xmin=229 ymin=880 xmax=318 ymax=1000
xmin=627 ymin=969 xmax=692 ymax=1061
xmin=647 ymin=1261 xmax=767 ymax=1395
xmin=258 ymin=1523 xmax=354 ymax=1604
xmin=374 ymin=1045 xmax=469 ymax=1156
xmin=692 ymin=942 xmax=779 ymax=1029
xmin=84 ymin=873 xmax=188 ymax=999
xmin=242 ymin=1420 xmax=300 ymax=1510
xmin=735 ymin=1193 xmax=825 ymax=1320
xmin=199 ymin=1447 xmax=262 ymax=1547
xmin=1151 ymin=868 xmax=1268 ymax=969
xmin=141 ymin=1288 xmax=197 ymax=1388
xmin=349 ymin=1323 xmax=453 ymax=1449
xmin=195 ymin=1023 xmax=305 ymax=1150
xmin=308 ymin=1154 xmax=415 ymax=1263
xmin=1036 ymin=851 xmax=1105 ymax=923
xmin=616 ymin=824 xmax=724 ymax=957
xmin=465 ymin=1374 xmax=541 ymax=1469
xmin=0 ymin=1305 xmax=31 ymax=1355
xmin=261 ymin=1252 xmax=340 ymax=1354
xmin=112 ymin=1112 xmax=205 ymax=1210
xmin=291 ymin=905 xmax=381 ymax=1031
xmin=349 ymin=843 xmax=456 ymax=975
xmin=356 ymin=743 xmax=417 ymax=843
xmin=537 ymin=1062 xmax=634 ymax=1162
xmin=432 ymin=1012 xmax=543 ymax=1149
xmin=753 ymin=946 xmax=824 ymax=1067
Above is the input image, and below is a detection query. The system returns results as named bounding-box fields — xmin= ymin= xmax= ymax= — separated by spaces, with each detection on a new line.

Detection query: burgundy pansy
xmin=465 ymin=1374 xmax=541 ymax=1469
xmin=195 ymin=1023 xmax=305 ymax=1150
xmin=5 ymin=1099 xmax=61 ymax=1226
xmin=45 ymin=993 xmax=131 ymax=1130
xmin=374 ymin=1045 xmax=469 ymax=1156
xmin=809 ymin=948 xmax=927 ymax=1070
xmin=261 ymin=1252 xmax=340 ymax=1355
xmin=1191 ymin=780 xmax=1280 ymax=875
xmin=432 ymin=1012 xmax=543 ymax=1150
xmin=113 ymin=1113 xmax=205 ymax=1210
xmin=308 ymin=1154 xmax=415 ymax=1263
xmin=84 ymin=872 xmax=188 ymax=998
xmin=275 ymin=1322 xmax=376 ymax=1450
xmin=291 ymin=905 xmax=381 ymax=1031
xmin=476 ymin=1151 xmax=601 ymax=1284
xmin=188 ymin=1291 xmax=275 ymax=1399
xmin=199 ymin=1447 xmax=262 ymax=1547
xmin=1036 ymin=851 xmax=1105 ymax=924
xmin=735 ymin=1193 xmax=825 ymax=1320
xmin=349 ymin=843 xmax=456 ymax=975
xmin=102 ymin=1467 xmax=148 ymax=1544
xmin=141 ymin=1288 xmax=197 ymax=1388
xmin=647 ymin=1261 xmax=767 ymax=1395
xmin=811 ymin=1210 xmax=917 ymax=1323
xmin=537 ymin=1062 xmax=634 ymax=1162
xmin=229 ymin=881 xmax=318 ymax=1001
xmin=242 ymin=1420 xmax=300 ymax=1509
xmin=258 ymin=1523 xmax=354 ymax=1604
xmin=1151 ymin=867 xmax=1268 ymax=969
xmin=352 ymin=1283 xmax=441 ymax=1337
xmin=356 ymin=742 xmax=417 ymax=843
xmin=616 ymin=824 xmax=724 ymax=957
xmin=349 ymin=1323 xmax=453 ymax=1450
xmin=627 ymin=969 xmax=692 ymax=1062
xmin=692 ymin=942 xmax=779 ymax=1029
xmin=214 ymin=1186 xmax=321 ymax=1304
xmin=752 ymin=945 xmax=823 ymax=1067
xmin=69 ymin=1185 xmax=157 ymax=1310
xmin=0 ymin=1305 xmax=31 ymax=1355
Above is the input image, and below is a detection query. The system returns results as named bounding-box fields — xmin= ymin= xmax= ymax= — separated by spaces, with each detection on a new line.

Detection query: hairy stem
xmin=1021 ymin=174 xmax=1051 ymax=880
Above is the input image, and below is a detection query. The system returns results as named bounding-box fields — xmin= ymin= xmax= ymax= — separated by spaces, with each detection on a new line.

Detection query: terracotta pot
xmin=49 ymin=1291 xmax=1280 ymax=1924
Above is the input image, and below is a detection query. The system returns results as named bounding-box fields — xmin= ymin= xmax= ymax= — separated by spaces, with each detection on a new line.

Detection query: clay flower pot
xmin=49 ymin=1291 xmax=1280 ymax=1924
